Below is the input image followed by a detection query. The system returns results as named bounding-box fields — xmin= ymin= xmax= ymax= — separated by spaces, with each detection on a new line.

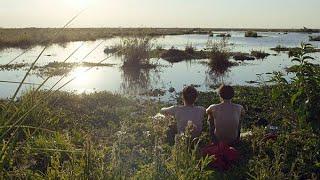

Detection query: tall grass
xmin=115 ymin=36 xmax=154 ymax=67
xmin=206 ymin=37 xmax=234 ymax=75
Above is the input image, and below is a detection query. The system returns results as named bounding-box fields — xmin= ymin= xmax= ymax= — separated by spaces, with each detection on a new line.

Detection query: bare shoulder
xmin=206 ymin=104 xmax=217 ymax=111
xmin=196 ymin=106 xmax=206 ymax=112
xmin=233 ymin=103 xmax=243 ymax=109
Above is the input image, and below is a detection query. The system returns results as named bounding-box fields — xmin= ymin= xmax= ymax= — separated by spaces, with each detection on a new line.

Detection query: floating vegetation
xmin=103 ymin=46 xmax=120 ymax=54
xmin=245 ymin=31 xmax=261 ymax=38
xmin=216 ymin=33 xmax=231 ymax=37
xmin=140 ymin=88 xmax=166 ymax=97
xmin=206 ymin=38 xmax=236 ymax=75
xmin=0 ymin=63 xmax=28 ymax=71
xmin=233 ymin=52 xmax=255 ymax=61
xmin=271 ymin=45 xmax=320 ymax=57
xmin=309 ymin=36 xmax=320 ymax=41
xmin=33 ymin=61 xmax=115 ymax=77
xmin=301 ymin=27 xmax=318 ymax=33
xmin=251 ymin=50 xmax=270 ymax=59
xmin=159 ymin=48 xmax=207 ymax=63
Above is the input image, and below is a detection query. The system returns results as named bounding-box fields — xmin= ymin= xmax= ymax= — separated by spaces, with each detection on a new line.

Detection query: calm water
xmin=1 ymin=31 xmax=320 ymax=101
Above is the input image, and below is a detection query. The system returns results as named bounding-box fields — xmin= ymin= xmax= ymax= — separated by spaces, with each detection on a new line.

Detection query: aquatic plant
xmin=185 ymin=43 xmax=196 ymax=54
xmin=206 ymin=37 xmax=234 ymax=75
xmin=271 ymin=45 xmax=320 ymax=57
xmin=115 ymin=36 xmax=154 ymax=68
xmin=216 ymin=33 xmax=231 ymax=37
xmin=233 ymin=52 xmax=255 ymax=61
xmin=245 ymin=31 xmax=259 ymax=38
xmin=251 ymin=50 xmax=270 ymax=59
xmin=0 ymin=63 xmax=28 ymax=71
xmin=33 ymin=62 xmax=115 ymax=77
xmin=309 ymin=36 xmax=320 ymax=41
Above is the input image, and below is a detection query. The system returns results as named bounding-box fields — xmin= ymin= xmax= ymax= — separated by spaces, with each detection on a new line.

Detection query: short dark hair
xmin=218 ymin=85 xmax=234 ymax=100
xmin=182 ymin=86 xmax=198 ymax=105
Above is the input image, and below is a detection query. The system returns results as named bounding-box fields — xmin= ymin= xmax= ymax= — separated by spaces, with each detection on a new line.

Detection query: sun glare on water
xmin=68 ymin=66 xmax=97 ymax=94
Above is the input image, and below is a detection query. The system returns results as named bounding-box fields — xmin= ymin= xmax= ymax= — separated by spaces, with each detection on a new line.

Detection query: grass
xmin=206 ymin=38 xmax=236 ymax=75
xmin=1 ymin=85 xmax=319 ymax=179
xmin=2 ymin=28 xmax=320 ymax=50
xmin=1 ymin=25 xmax=320 ymax=179
xmin=0 ymin=63 xmax=28 ymax=71
xmin=245 ymin=31 xmax=260 ymax=38
xmin=108 ymin=36 xmax=157 ymax=68
xmin=233 ymin=52 xmax=255 ymax=61
xmin=271 ymin=45 xmax=320 ymax=57
xmin=216 ymin=33 xmax=231 ymax=37
xmin=251 ymin=50 xmax=270 ymax=59
xmin=106 ymin=42 xmax=209 ymax=63
xmin=309 ymin=36 xmax=320 ymax=41
xmin=32 ymin=61 xmax=115 ymax=77
xmin=159 ymin=48 xmax=207 ymax=63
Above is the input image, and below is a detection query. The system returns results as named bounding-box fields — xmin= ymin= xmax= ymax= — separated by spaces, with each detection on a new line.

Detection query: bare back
xmin=207 ymin=102 xmax=243 ymax=143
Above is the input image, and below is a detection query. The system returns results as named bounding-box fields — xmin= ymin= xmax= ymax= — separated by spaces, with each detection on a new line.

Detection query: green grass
xmin=1 ymin=85 xmax=319 ymax=179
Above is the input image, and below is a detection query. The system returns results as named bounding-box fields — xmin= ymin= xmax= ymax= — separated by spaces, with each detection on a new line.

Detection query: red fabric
xmin=201 ymin=142 xmax=239 ymax=171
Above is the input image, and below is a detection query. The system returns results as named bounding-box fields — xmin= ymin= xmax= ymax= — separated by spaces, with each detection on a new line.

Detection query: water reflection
xmin=120 ymin=66 xmax=161 ymax=95
xmin=205 ymin=67 xmax=230 ymax=87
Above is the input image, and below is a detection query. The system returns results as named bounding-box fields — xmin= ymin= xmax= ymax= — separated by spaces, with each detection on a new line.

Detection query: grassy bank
xmin=1 ymin=27 xmax=320 ymax=49
xmin=0 ymin=84 xmax=319 ymax=179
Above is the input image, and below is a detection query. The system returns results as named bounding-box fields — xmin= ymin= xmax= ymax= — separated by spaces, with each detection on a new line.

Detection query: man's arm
xmin=160 ymin=106 xmax=176 ymax=116
xmin=237 ymin=106 xmax=245 ymax=140
xmin=206 ymin=105 xmax=217 ymax=143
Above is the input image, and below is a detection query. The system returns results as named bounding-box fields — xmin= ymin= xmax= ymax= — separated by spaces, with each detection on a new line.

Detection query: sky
xmin=0 ymin=0 xmax=320 ymax=28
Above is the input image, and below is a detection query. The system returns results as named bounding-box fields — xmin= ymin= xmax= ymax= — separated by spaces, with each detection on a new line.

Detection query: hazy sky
xmin=1 ymin=0 xmax=319 ymax=28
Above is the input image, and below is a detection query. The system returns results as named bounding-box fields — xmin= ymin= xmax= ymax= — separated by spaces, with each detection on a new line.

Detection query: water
xmin=1 ymin=31 xmax=320 ymax=101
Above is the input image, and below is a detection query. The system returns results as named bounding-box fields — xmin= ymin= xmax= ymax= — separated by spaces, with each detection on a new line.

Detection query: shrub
xmin=309 ymin=36 xmax=320 ymax=41
xmin=245 ymin=31 xmax=258 ymax=37
xmin=251 ymin=50 xmax=270 ymax=59
xmin=271 ymin=43 xmax=320 ymax=129
xmin=117 ymin=36 xmax=154 ymax=67
xmin=206 ymin=37 xmax=234 ymax=75
xmin=185 ymin=43 xmax=196 ymax=54
xmin=233 ymin=52 xmax=255 ymax=61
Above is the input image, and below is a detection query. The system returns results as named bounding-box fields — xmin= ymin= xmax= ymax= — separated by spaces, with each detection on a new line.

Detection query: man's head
xmin=182 ymin=86 xmax=198 ymax=105
xmin=218 ymin=85 xmax=234 ymax=100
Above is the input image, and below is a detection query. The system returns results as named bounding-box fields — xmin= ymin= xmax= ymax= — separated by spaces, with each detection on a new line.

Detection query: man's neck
xmin=184 ymin=103 xmax=194 ymax=107
xmin=222 ymin=99 xmax=232 ymax=103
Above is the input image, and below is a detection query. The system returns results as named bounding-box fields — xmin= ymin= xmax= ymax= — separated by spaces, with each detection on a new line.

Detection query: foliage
xmin=251 ymin=50 xmax=270 ymax=59
xmin=271 ymin=43 xmax=320 ymax=129
xmin=206 ymin=37 xmax=234 ymax=75
xmin=117 ymin=36 xmax=154 ymax=67
xmin=245 ymin=31 xmax=258 ymax=38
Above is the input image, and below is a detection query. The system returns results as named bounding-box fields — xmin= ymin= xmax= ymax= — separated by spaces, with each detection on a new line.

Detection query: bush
xmin=206 ymin=37 xmax=234 ymax=75
xmin=233 ymin=52 xmax=255 ymax=61
xmin=309 ymin=36 xmax=320 ymax=41
xmin=245 ymin=31 xmax=258 ymax=37
xmin=117 ymin=36 xmax=154 ymax=67
xmin=271 ymin=43 xmax=320 ymax=129
xmin=251 ymin=50 xmax=270 ymax=59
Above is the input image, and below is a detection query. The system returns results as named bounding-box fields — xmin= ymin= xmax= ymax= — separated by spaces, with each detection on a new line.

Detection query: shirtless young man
xmin=206 ymin=85 xmax=245 ymax=144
